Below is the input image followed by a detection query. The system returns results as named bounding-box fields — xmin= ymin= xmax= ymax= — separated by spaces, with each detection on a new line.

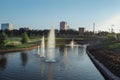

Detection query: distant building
xmin=1 ymin=23 xmax=14 ymax=30
xmin=60 ymin=21 xmax=69 ymax=30
xmin=79 ymin=27 xmax=85 ymax=34
xmin=19 ymin=27 xmax=31 ymax=31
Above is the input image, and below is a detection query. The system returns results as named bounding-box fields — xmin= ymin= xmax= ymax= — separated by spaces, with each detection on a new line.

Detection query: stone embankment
xmin=87 ymin=44 xmax=120 ymax=80
xmin=0 ymin=46 xmax=38 ymax=53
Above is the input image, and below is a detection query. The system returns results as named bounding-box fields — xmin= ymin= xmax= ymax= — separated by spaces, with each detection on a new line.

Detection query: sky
xmin=0 ymin=0 xmax=120 ymax=32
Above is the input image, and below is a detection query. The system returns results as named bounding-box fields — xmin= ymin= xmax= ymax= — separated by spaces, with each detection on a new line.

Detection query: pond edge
xmin=86 ymin=50 xmax=120 ymax=80
xmin=0 ymin=46 xmax=38 ymax=53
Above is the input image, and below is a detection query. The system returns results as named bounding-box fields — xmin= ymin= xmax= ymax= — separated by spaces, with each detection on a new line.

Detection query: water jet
xmin=45 ymin=26 xmax=56 ymax=62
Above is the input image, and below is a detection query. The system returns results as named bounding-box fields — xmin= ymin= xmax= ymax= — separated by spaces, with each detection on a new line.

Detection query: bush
xmin=107 ymin=33 xmax=116 ymax=41
xmin=0 ymin=32 xmax=8 ymax=47
xmin=21 ymin=32 xmax=29 ymax=44
xmin=117 ymin=33 xmax=120 ymax=40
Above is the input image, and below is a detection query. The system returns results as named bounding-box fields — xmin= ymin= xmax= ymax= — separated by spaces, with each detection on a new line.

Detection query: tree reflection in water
xmin=0 ymin=54 xmax=7 ymax=70
xmin=47 ymin=63 xmax=54 ymax=80
xmin=20 ymin=51 xmax=28 ymax=67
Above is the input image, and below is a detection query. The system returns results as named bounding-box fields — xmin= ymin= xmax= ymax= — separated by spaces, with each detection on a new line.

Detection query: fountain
xmin=66 ymin=39 xmax=84 ymax=47
xmin=70 ymin=39 xmax=74 ymax=48
xmin=38 ymin=45 xmax=40 ymax=55
xmin=66 ymin=39 xmax=75 ymax=48
xmin=45 ymin=26 xmax=56 ymax=62
xmin=40 ymin=36 xmax=45 ymax=57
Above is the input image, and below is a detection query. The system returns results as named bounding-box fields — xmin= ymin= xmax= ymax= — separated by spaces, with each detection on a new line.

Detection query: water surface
xmin=0 ymin=46 xmax=105 ymax=80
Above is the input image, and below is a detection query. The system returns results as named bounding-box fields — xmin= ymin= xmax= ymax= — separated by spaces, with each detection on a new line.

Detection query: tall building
xmin=1 ymin=23 xmax=14 ymax=30
xmin=60 ymin=21 xmax=69 ymax=30
xmin=79 ymin=27 xmax=85 ymax=34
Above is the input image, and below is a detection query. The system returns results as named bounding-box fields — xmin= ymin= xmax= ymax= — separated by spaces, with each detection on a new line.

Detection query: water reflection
xmin=20 ymin=51 xmax=28 ymax=66
xmin=47 ymin=63 xmax=54 ymax=80
xmin=0 ymin=54 xmax=7 ymax=70
xmin=64 ymin=47 xmax=68 ymax=57
xmin=40 ymin=59 xmax=45 ymax=78
xmin=59 ymin=47 xmax=64 ymax=57
xmin=62 ymin=47 xmax=69 ymax=69
xmin=46 ymin=48 xmax=55 ymax=62
xmin=38 ymin=46 xmax=40 ymax=55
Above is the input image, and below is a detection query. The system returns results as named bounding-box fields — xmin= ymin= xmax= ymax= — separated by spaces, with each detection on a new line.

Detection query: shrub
xmin=0 ymin=32 xmax=8 ymax=47
xmin=21 ymin=32 xmax=29 ymax=44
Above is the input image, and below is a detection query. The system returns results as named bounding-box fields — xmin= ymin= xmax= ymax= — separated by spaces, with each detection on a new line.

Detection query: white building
xmin=1 ymin=23 xmax=14 ymax=30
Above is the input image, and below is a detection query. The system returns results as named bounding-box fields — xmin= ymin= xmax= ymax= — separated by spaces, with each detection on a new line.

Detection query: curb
xmin=87 ymin=50 xmax=120 ymax=80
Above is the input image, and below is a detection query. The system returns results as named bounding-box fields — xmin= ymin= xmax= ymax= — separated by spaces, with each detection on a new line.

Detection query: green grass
xmin=0 ymin=37 xmax=38 ymax=50
xmin=30 ymin=37 xmax=41 ymax=42
xmin=8 ymin=37 xmax=21 ymax=41
xmin=7 ymin=37 xmax=22 ymax=45
xmin=5 ymin=42 xmax=37 ymax=50
xmin=108 ymin=43 xmax=120 ymax=49
xmin=1 ymin=36 xmax=84 ymax=50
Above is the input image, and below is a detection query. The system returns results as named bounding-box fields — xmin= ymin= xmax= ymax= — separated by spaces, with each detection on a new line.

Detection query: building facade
xmin=60 ymin=21 xmax=69 ymax=30
xmin=79 ymin=27 xmax=85 ymax=34
xmin=1 ymin=23 xmax=14 ymax=30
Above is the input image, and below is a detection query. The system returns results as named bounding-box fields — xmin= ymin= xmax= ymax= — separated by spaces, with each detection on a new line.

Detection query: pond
xmin=0 ymin=46 xmax=105 ymax=80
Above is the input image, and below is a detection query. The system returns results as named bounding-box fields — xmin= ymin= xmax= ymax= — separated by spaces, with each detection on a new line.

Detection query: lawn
xmin=108 ymin=43 xmax=120 ymax=49
xmin=1 ymin=36 xmax=84 ymax=50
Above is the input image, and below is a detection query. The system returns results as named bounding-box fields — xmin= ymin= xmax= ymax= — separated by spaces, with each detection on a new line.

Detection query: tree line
xmin=0 ymin=29 xmax=81 ymax=38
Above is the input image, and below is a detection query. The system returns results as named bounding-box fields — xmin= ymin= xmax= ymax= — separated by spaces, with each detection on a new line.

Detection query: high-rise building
xmin=79 ymin=27 xmax=85 ymax=34
xmin=60 ymin=21 xmax=69 ymax=30
xmin=1 ymin=23 xmax=14 ymax=30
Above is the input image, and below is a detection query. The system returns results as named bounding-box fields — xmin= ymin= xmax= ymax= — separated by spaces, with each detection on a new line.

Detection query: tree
xmin=107 ymin=33 xmax=116 ymax=41
xmin=0 ymin=32 xmax=8 ymax=47
xmin=21 ymin=32 xmax=29 ymax=44
xmin=116 ymin=33 xmax=120 ymax=40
